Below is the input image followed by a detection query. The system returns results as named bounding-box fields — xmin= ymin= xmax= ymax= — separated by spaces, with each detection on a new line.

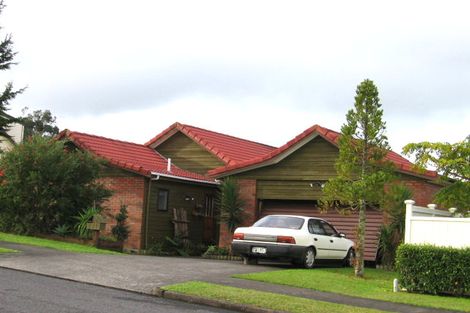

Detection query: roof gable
xmin=208 ymin=124 xmax=438 ymax=179
xmin=156 ymin=131 xmax=225 ymax=174
xmin=57 ymin=130 xmax=216 ymax=184
xmin=145 ymin=122 xmax=276 ymax=165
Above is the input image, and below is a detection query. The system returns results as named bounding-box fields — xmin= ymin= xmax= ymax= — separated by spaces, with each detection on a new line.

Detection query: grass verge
xmin=163 ymin=281 xmax=387 ymax=313
xmin=0 ymin=247 xmax=18 ymax=253
xmin=234 ymin=268 xmax=470 ymax=312
xmin=0 ymin=232 xmax=121 ymax=255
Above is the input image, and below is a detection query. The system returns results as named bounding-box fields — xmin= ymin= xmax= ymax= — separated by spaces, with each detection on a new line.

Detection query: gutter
xmin=150 ymin=171 xmax=219 ymax=185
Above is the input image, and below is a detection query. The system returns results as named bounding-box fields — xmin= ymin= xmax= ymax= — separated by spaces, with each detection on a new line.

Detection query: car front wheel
xmin=343 ymin=248 xmax=355 ymax=267
xmin=302 ymin=247 xmax=315 ymax=269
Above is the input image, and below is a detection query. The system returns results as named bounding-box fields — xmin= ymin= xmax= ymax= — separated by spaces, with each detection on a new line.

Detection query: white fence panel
xmin=404 ymin=200 xmax=470 ymax=248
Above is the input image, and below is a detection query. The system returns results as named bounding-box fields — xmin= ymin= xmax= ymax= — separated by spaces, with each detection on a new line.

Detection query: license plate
xmin=251 ymin=247 xmax=267 ymax=254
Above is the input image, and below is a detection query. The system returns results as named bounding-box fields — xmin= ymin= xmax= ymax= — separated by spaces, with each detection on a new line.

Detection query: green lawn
xmin=0 ymin=232 xmax=121 ymax=255
xmin=0 ymin=247 xmax=18 ymax=253
xmin=234 ymin=268 xmax=470 ymax=312
xmin=163 ymin=281 xmax=387 ymax=313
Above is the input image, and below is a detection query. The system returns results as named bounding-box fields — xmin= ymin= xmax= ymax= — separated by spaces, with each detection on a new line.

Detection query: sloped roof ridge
xmin=59 ymin=129 xmax=217 ymax=183
xmin=208 ymin=123 xmax=437 ymax=179
xmin=69 ymin=130 xmax=150 ymax=149
xmin=180 ymin=123 xmax=276 ymax=149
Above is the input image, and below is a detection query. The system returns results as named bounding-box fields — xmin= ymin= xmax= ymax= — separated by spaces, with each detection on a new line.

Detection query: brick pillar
xmin=218 ymin=179 xmax=257 ymax=248
xmin=99 ymin=175 xmax=145 ymax=252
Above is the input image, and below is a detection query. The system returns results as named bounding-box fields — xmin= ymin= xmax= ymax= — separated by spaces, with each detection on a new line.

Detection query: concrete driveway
xmin=0 ymin=242 xmax=274 ymax=294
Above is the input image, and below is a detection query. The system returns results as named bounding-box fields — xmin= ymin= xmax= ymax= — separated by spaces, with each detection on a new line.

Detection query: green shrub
xmin=99 ymin=235 xmax=118 ymax=242
xmin=186 ymin=242 xmax=208 ymax=256
xmin=203 ymin=245 xmax=229 ymax=257
xmin=219 ymin=177 xmax=245 ymax=233
xmin=74 ymin=207 xmax=102 ymax=239
xmin=396 ymin=244 xmax=470 ymax=296
xmin=0 ymin=136 xmax=111 ymax=235
xmin=146 ymin=237 xmax=207 ymax=257
xmin=147 ymin=241 xmax=169 ymax=256
xmin=111 ymin=204 xmax=130 ymax=242
xmin=53 ymin=224 xmax=71 ymax=237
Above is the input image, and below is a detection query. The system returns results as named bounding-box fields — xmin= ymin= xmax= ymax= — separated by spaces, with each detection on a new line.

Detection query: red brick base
xmin=98 ymin=175 xmax=146 ymax=251
xmin=218 ymin=179 xmax=257 ymax=248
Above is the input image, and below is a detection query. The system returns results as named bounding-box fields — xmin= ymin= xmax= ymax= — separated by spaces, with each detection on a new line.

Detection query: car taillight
xmin=233 ymin=233 xmax=244 ymax=240
xmin=277 ymin=236 xmax=296 ymax=244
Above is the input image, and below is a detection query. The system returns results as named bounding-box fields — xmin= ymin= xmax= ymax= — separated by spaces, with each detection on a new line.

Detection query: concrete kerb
xmin=154 ymin=287 xmax=285 ymax=313
xmin=1 ymin=264 xmax=282 ymax=313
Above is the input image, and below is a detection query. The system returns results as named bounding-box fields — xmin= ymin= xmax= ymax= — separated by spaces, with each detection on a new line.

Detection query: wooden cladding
xmin=260 ymin=200 xmax=383 ymax=261
xmin=237 ymin=136 xmax=338 ymax=181
xmin=145 ymin=179 xmax=218 ymax=247
xmin=156 ymin=131 xmax=224 ymax=174
xmin=257 ymin=180 xmax=324 ymax=200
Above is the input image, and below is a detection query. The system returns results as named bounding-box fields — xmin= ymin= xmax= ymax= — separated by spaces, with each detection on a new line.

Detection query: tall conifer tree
xmin=323 ymin=79 xmax=392 ymax=277
xmin=0 ymin=1 xmax=24 ymax=140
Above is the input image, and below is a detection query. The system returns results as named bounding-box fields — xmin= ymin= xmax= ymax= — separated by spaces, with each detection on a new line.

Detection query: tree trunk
xmin=356 ymin=126 xmax=368 ymax=278
xmin=355 ymin=199 xmax=366 ymax=277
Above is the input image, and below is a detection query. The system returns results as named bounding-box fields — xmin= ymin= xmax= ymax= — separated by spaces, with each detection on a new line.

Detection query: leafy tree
xmin=219 ymin=177 xmax=245 ymax=233
xmin=0 ymin=1 xmax=25 ymax=141
xmin=322 ymin=79 xmax=393 ymax=277
xmin=19 ymin=107 xmax=60 ymax=138
xmin=0 ymin=136 xmax=111 ymax=234
xmin=403 ymin=137 xmax=470 ymax=210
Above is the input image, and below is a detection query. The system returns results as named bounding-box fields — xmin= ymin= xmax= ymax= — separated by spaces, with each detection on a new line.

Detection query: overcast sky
xmin=3 ymin=0 xmax=469 ymax=153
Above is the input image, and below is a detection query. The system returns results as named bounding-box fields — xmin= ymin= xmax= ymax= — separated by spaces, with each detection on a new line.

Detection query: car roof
xmin=263 ymin=214 xmax=327 ymax=222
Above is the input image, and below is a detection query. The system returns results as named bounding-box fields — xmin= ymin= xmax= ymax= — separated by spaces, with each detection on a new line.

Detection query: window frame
xmin=308 ymin=219 xmax=326 ymax=235
xmin=320 ymin=220 xmax=339 ymax=236
xmin=156 ymin=188 xmax=169 ymax=211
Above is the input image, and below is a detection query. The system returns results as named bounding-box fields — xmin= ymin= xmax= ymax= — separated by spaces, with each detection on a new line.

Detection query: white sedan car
xmin=231 ymin=215 xmax=355 ymax=268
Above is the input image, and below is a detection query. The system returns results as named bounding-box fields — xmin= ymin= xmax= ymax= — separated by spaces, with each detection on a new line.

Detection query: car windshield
xmin=253 ymin=216 xmax=304 ymax=230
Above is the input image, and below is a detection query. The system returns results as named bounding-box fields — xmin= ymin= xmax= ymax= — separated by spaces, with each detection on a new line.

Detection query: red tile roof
xmin=145 ymin=122 xmax=276 ymax=165
xmin=57 ymin=130 xmax=217 ymax=184
xmin=208 ymin=124 xmax=438 ymax=179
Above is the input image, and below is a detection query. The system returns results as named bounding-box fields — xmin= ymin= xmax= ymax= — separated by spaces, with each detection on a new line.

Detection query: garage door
xmin=260 ymin=200 xmax=383 ymax=261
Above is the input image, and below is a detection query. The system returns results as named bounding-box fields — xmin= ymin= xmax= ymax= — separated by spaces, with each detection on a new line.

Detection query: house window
xmin=157 ymin=189 xmax=169 ymax=211
xmin=204 ymin=194 xmax=215 ymax=217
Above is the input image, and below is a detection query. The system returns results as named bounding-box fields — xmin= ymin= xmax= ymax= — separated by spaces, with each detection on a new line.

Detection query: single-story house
xmin=207 ymin=125 xmax=441 ymax=261
xmin=58 ymin=130 xmax=219 ymax=252
xmin=59 ymin=123 xmax=441 ymax=260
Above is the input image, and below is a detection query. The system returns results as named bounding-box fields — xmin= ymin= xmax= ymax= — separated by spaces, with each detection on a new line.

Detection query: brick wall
xmin=98 ymin=175 xmax=146 ymax=251
xmin=402 ymin=179 xmax=442 ymax=207
xmin=219 ymin=179 xmax=257 ymax=248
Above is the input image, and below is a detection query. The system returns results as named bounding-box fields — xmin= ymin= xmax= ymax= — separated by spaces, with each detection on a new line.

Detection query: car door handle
xmin=314 ymin=238 xmax=318 ymax=241
xmin=330 ymin=240 xmax=334 ymax=243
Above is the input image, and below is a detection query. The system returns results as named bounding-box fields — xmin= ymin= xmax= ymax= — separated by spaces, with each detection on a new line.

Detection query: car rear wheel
xmin=302 ymin=247 xmax=315 ymax=269
xmin=343 ymin=248 xmax=355 ymax=267
xmin=242 ymin=256 xmax=258 ymax=265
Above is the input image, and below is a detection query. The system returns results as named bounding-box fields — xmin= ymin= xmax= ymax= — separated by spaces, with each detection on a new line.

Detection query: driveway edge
xmin=153 ymin=287 xmax=285 ymax=313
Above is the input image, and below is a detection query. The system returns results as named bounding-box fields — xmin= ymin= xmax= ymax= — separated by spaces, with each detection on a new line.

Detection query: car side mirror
xmin=338 ymin=233 xmax=346 ymax=238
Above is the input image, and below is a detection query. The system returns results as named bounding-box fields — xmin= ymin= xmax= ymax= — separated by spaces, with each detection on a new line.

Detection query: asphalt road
xmin=0 ymin=268 xmax=232 ymax=313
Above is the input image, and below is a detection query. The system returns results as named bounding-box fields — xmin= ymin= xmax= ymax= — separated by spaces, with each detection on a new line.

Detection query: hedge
xmin=396 ymin=244 xmax=470 ymax=296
